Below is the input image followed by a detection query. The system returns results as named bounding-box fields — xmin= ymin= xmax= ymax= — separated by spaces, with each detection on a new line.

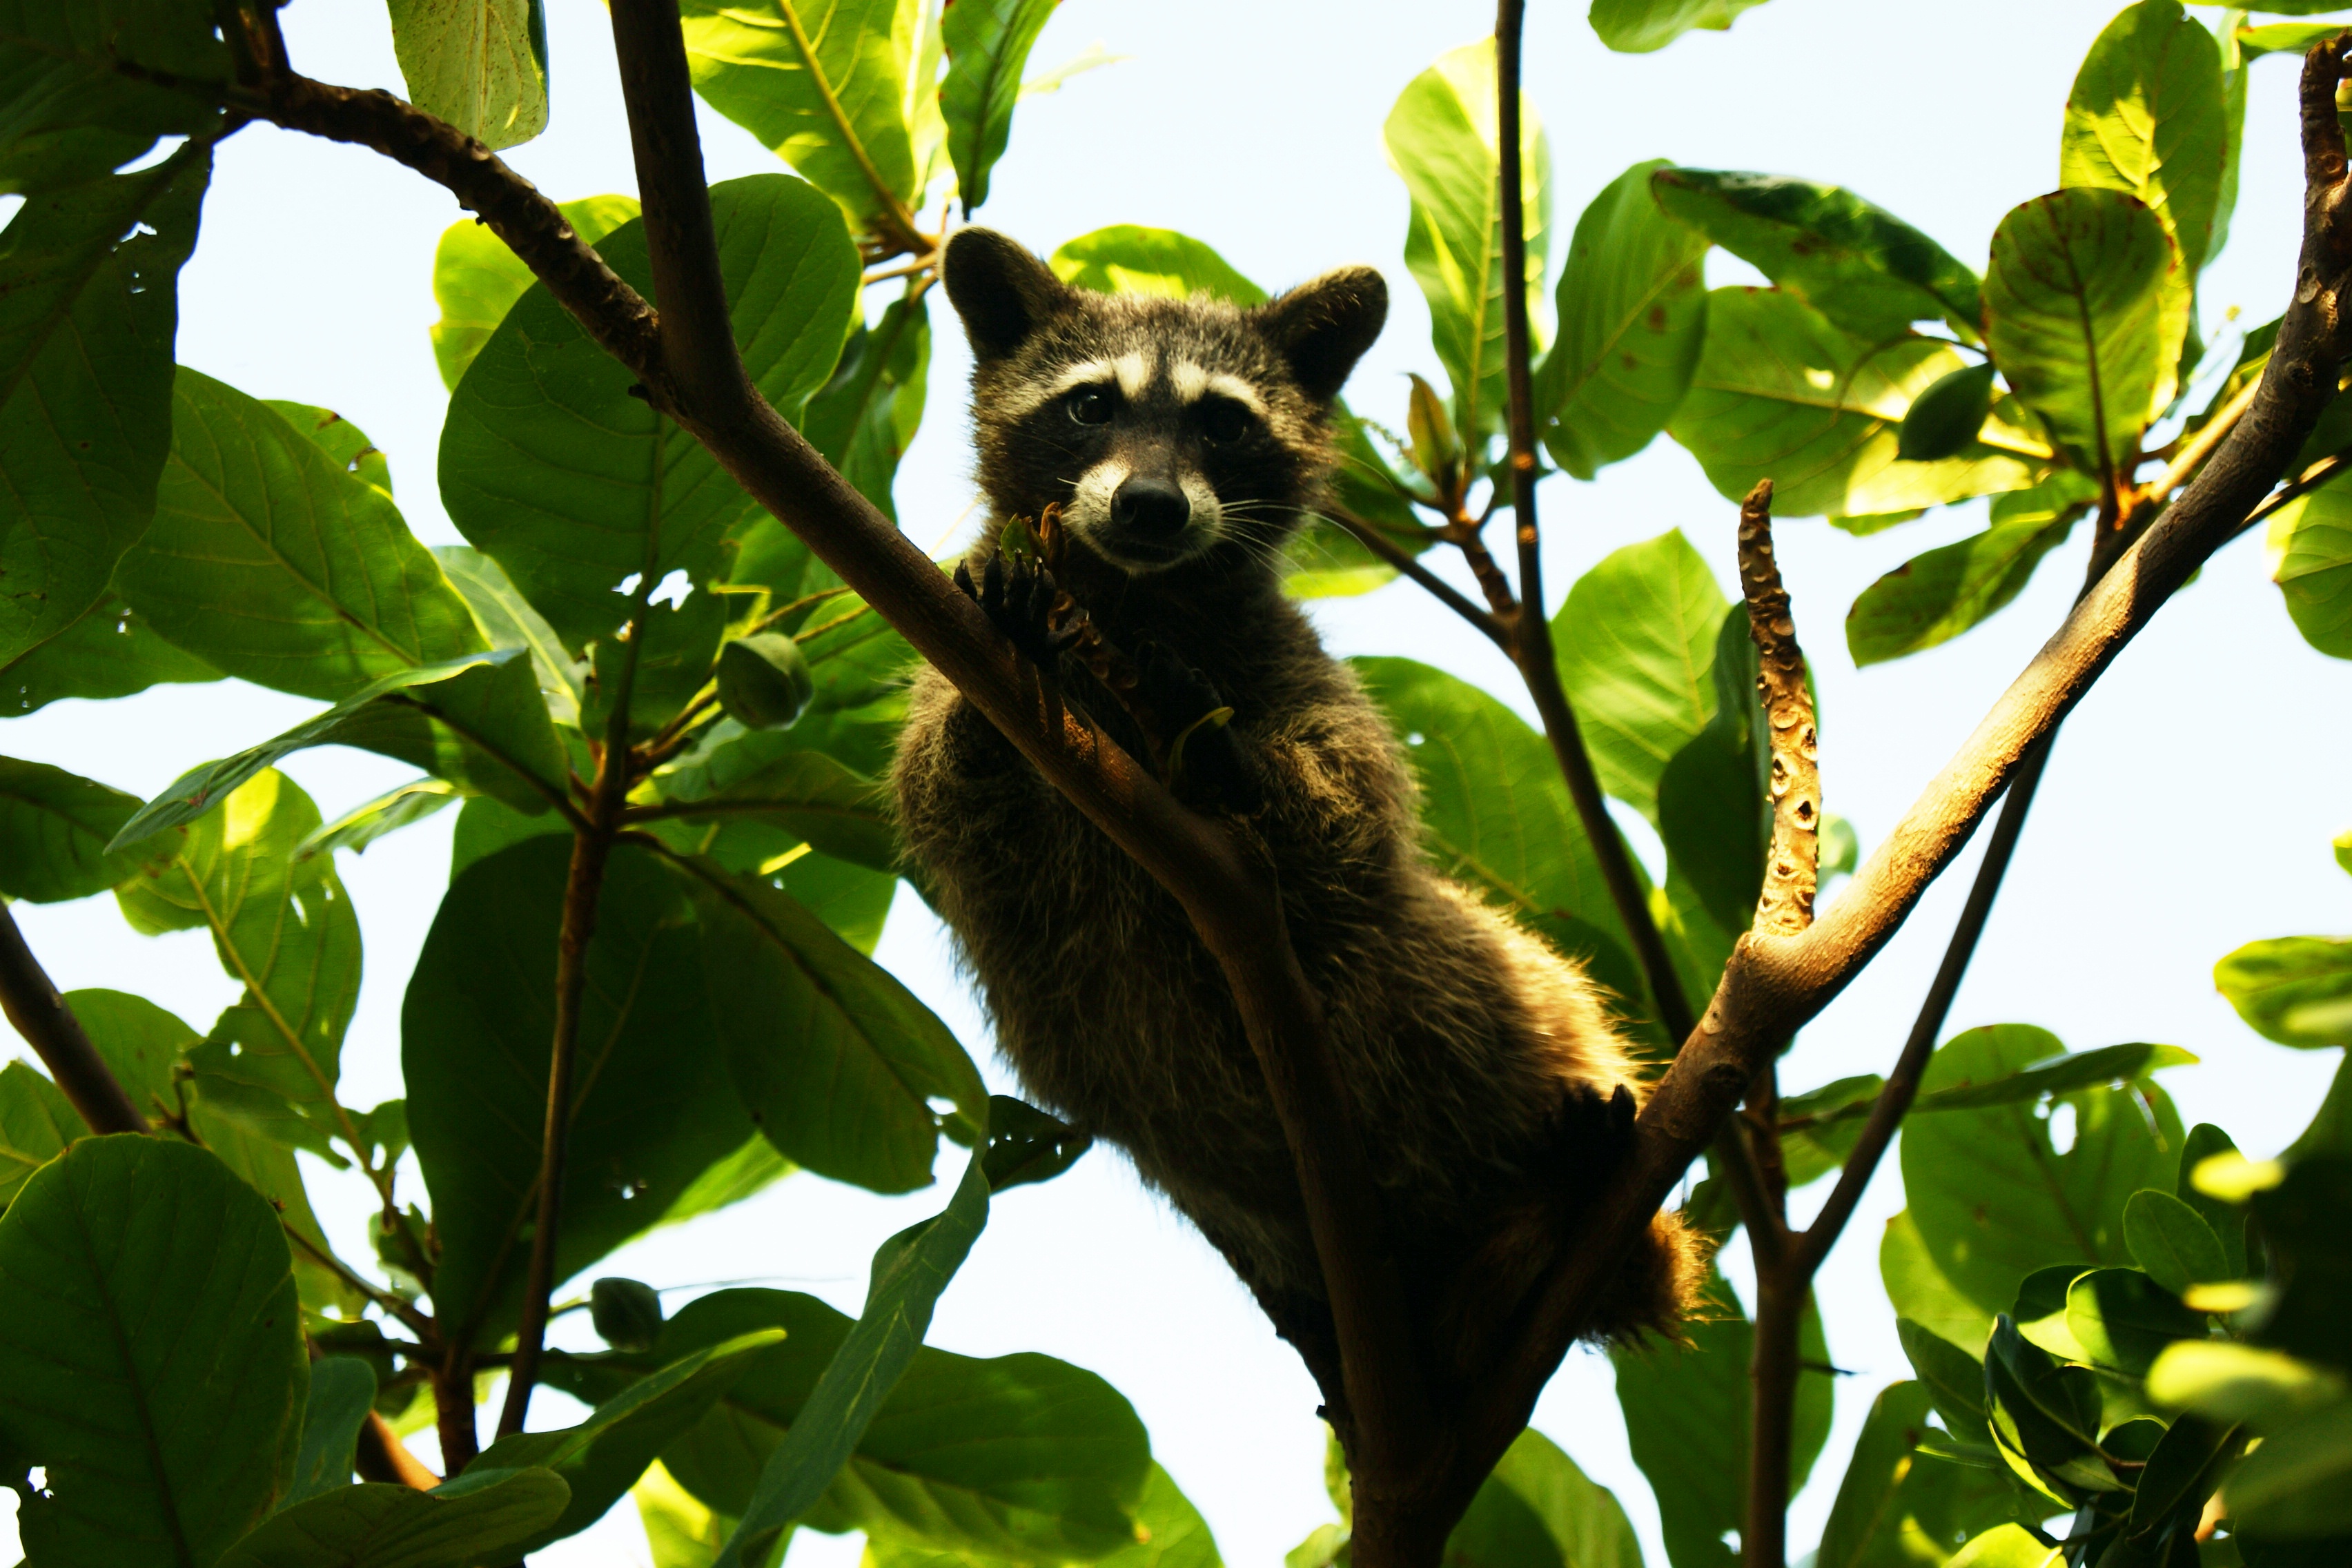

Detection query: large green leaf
xmin=120 ymin=368 xmax=487 ymax=700
xmin=802 ymin=291 xmax=931 ymax=521
xmin=1845 ymin=473 xmax=2096 ymax=667
xmin=435 ymin=543 xmax=587 ymax=727
xmin=1553 ymin=530 xmax=1728 ymax=825
xmin=216 ymin=1471 xmax=571 ymax=1568
xmin=283 ymin=1358 xmax=378 ymax=1508
xmin=1982 ymin=187 xmax=2186 ymax=482
xmin=2215 ymin=934 xmax=2352 ymax=1048
xmin=1 ymin=594 xmax=219 ymax=716
xmin=1612 ymin=1271 xmax=1833 ymax=1568
xmin=1901 ymin=1025 xmax=2184 ymax=1317
xmin=0 ymin=144 xmax=208 ymax=670
xmin=1538 ymin=159 xmax=1709 ymax=480
xmin=405 ymin=837 xmax=749 ymax=1344
xmin=471 ymin=1331 xmax=784 ymax=1552
xmin=680 ymin=0 xmax=936 ymax=244
xmin=1882 ymin=1211 xmax=1995 ymax=1353
xmin=1588 ymin=0 xmax=1772 ymax=54
xmin=939 ymin=0 xmax=1055 ymax=214
xmin=0 ymin=1135 xmax=306 ymax=1567
xmin=0 ymin=0 xmax=227 ymax=190
xmin=1650 ymin=168 xmax=1981 ymax=342
xmin=64 ymin=988 xmax=360 ymax=1315
xmin=1048 ymin=226 xmax=1267 ymax=304
xmin=0 ymin=1059 xmax=75 ymax=1211
xmin=1908 ymin=1040 xmax=2195 ymax=1113
xmin=1443 ymin=1427 xmax=1641 ymax=1568
xmin=428 ymin=195 xmax=638 ymax=391
xmin=1816 ymin=1381 xmax=1937 ymax=1568
xmin=687 ymin=859 xmax=984 ymax=1193
xmin=863 ymin=1461 xmax=1222 ymax=1568
xmin=1351 ymin=657 xmax=1650 ymax=1027
xmin=1384 ymin=39 xmax=1549 ymax=442
xmin=440 ymin=175 xmax=860 ymax=649
xmin=711 ymin=1163 xmax=999 ymax=1567
xmin=2061 ymin=0 xmax=2228 ymax=278
xmin=649 ymin=727 xmax=895 ymax=871
xmin=1668 ymin=288 xmax=2041 ymax=518
xmin=2266 ymin=480 xmax=2352 ymax=660
xmin=112 ymin=772 xmax=366 ymax=1160
xmin=0 ymin=756 xmax=169 ymax=901
xmin=386 ymin=0 xmax=549 ymax=150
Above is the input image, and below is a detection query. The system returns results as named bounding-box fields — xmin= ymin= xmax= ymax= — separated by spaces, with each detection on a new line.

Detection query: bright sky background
xmin=7 ymin=1 xmax=2351 ymax=1564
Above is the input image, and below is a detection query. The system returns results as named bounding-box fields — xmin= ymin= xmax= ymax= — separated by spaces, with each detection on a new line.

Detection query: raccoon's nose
xmin=1111 ymin=476 xmax=1191 ymax=537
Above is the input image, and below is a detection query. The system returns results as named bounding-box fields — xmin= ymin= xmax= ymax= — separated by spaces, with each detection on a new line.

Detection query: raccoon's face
xmin=943 ymin=228 xmax=1386 ymax=577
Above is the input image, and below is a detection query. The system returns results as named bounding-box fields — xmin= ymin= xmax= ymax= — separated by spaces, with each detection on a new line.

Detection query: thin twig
xmin=1326 ymin=509 xmax=1505 ymax=645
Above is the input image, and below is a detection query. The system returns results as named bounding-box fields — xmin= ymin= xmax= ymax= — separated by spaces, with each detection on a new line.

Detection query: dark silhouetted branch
xmin=0 ymin=903 xmax=148 ymax=1135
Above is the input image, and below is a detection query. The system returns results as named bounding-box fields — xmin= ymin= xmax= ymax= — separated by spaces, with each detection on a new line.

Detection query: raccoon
xmin=891 ymin=228 xmax=1703 ymax=1400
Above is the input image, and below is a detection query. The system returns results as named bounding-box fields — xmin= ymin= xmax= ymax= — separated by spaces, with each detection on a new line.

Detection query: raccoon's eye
xmin=1066 ymin=387 xmax=1114 ymax=426
xmin=1199 ymin=396 xmax=1253 ymax=446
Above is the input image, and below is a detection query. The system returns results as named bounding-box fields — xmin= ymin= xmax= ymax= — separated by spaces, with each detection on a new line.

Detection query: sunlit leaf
xmin=0 ymin=594 xmax=219 ymax=717
xmin=428 ymin=195 xmax=638 ymax=391
xmin=804 ymin=291 xmax=932 ymax=521
xmin=1588 ymin=0 xmax=1772 ymax=55
xmin=2061 ymin=0 xmax=2228 ymax=277
xmin=2215 ymin=934 xmax=2352 ymax=1048
xmin=1845 ymin=472 xmax=2095 ymax=667
xmin=2265 ymin=479 xmax=2352 ymax=660
xmin=0 ymin=756 xmax=170 ymax=901
xmin=940 ymin=0 xmax=1055 ymax=214
xmin=386 ymin=0 xmax=549 ymax=150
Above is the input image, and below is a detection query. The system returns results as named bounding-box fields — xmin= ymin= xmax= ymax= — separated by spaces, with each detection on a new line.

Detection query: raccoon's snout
xmin=1112 ymin=476 xmax=1189 ymax=538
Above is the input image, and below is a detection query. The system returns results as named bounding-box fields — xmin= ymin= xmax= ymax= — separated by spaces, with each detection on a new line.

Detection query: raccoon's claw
xmin=1136 ymin=642 xmax=1263 ymax=814
xmin=957 ymin=553 xmax=1080 ymax=669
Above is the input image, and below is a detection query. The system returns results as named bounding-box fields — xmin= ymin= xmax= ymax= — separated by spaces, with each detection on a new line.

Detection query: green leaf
xmin=1351 ymin=657 xmax=1652 ymax=1030
xmin=120 ymin=368 xmax=489 ymax=700
xmin=263 ymin=400 xmax=393 ymax=499
xmin=940 ymin=0 xmax=1055 ymax=214
xmin=428 ymin=195 xmax=639 ymax=390
xmin=638 ymin=1459 xmax=782 ymax=1568
xmin=2129 ymin=1412 xmax=2239 ymax=1538
xmin=298 ymin=779 xmax=462 ymax=862
xmin=0 ymin=1059 xmax=76 ymax=1211
xmin=2177 ymin=1123 xmax=2251 ymax=1275
xmin=680 ymin=0 xmax=931 ymax=244
xmin=0 ymin=0 xmax=226 ymax=190
xmin=472 ymin=1331 xmax=785 ymax=1552
xmin=1650 ymin=168 xmax=1982 ymax=342
xmin=2146 ymin=1341 xmax=2345 ymax=1427
xmin=1983 ymin=1314 xmax=2108 ymax=1501
xmin=2244 ymin=1157 xmax=2352 ymax=1366
xmin=2062 ymin=0 xmax=2228 ymax=278
xmin=63 ymin=987 xmax=362 ymax=1315
xmin=712 ymin=1163 xmax=1001 ymax=1567
xmin=586 ymin=588 xmax=727 ymax=743
xmin=1897 ymin=1317 xmax=1995 ymax=1447
xmin=2237 ymin=22 xmax=2346 ymax=62
xmin=1777 ymin=1072 xmax=1882 ymax=1189
xmin=1048 ymin=226 xmax=1268 ymax=304
xmin=1845 ymin=473 xmax=2095 ymax=667
xmin=1444 ymin=1427 xmax=1641 ymax=1568
xmin=435 ymin=543 xmax=588 ymax=729
xmin=649 ymin=728 xmax=894 ymax=871
xmin=1537 ymin=158 xmax=1709 ymax=479
xmin=405 ymin=838 xmax=751 ymax=1345
xmin=1384 ymin=39 xmax=1549 ymax=441
xmin=1910 ymin=1040 xmax=2197 ymax=1113
xmin=980 ymin=1096 xmax=1090 ymax=1193
xmin=1816 ymin=1381 xmax=1935 ymax=1568
xmin=386 ymin=0 xmax=547 ymax=150
xmin=1552 ymin=531 xmax=1728 ymax=823
xmin=1 ymin=594 xmax=219 ymax=717
xmin=217 ymin=1470 xmax=571 ymax=1568
xmin=1902 ymin=1025 xmax=2186 ymax=1317
xmin=284 ymin=1358 xmax=378 ymax=1508
xmin=1982 ymin=187 xmax=2188 ymax=482
xmin=1897 ymin=363 xmax=1999 ymax=462
xmin=0 ymin=144 xmax=209 ymax=670
xmin=112 ymin=650 xmax=562 ymax=845
xmin=0 ymin=1135 xmax=306 ymax=1566
xmin=1667 ymin=287 xmax=2043 ymax=517
xmin=2124 ymin=1189 xmax=2230 ymax=1294
xmin=2066 ymin=1266 xmax=2204 ymax=1382
xmin=802 ymin=291 xmax=932 ymax=521
xmin=1946 ymin=1524 xmax=2061 ymax=1568
xmin=440 ymin=175 xmax=861 ymax=649
xmin=2264 ymin=480 xmax=2352 ymax=660
xmin=1613 ymin=1271 xmax=1832 ymax=1568
xmin=2223 ymin=1401 xmax=2352 ymax=1540
xmin=856 ymin=1462 xmax=1219 ymax=1568
xmin=656 ymin=1136 xmax=797 ymax=1232
xmin=716 ymin=632 xmax=818 ymax=733
xmin=687 ymin=859 xmax=986 ymax=1193
xmin=0 ymin=756 xmax=170 ymax=901
xmin=1588 ymin=0 xmax=1771 ymax=54
xmin=1883 ymin=1210 xmax=1995 ymax=1353
xmin=2214 ymin=935 xmax=2352 ymax=1048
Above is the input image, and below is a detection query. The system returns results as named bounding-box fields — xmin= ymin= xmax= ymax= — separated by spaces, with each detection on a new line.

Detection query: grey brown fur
xmin=892 ymin=229 xmax=1702 ymax=1398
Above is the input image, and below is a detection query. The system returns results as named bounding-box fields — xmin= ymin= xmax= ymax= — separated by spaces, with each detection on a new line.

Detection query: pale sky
xmin=6 ymin=1 xmax=2349 ymax=1565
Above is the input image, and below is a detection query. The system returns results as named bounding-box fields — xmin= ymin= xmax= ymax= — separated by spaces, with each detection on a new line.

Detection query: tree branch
xmin=0 ymin=903 xmax=149 ymax=1135
xmin=355 ymin=1411 xmax=440 ymax=1491
xmin=1326 ymin=508 xmax=1508 ymax=647
xmin=1451 ymin=34 xmax=2352 ymax=1514
xmin=1736 ymin=482 xmax=1820 ymax=942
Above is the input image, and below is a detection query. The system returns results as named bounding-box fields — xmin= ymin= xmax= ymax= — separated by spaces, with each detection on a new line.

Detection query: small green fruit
xmin=589 ymin=1276 xmax=664 ymax=1351
xmin=717 ymin=631 xmax=816 ymax=730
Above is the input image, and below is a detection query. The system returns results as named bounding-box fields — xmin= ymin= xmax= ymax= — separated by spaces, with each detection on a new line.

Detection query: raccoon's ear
xmin=1253 ymin=266 xmax=1387 ymax=403
xmin=943 ymin=228 xmax=1070 ymax=362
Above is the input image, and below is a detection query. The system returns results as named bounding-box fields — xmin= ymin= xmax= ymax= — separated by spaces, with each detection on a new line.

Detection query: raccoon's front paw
xmin=956 ymin=554 xmax=1081 ymax=669
xmin=1544 ymin=1081 xmax=1639 ymax=1189
xmin=1135 ymin=642 xmax=1263 ymax=814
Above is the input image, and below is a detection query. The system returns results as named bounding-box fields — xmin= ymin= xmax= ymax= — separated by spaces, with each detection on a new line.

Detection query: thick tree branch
xmin=0 ymin=903 xmax=149 ymax=1135
xmin=1448 ymin=35 xmax=2352 ymax=1516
